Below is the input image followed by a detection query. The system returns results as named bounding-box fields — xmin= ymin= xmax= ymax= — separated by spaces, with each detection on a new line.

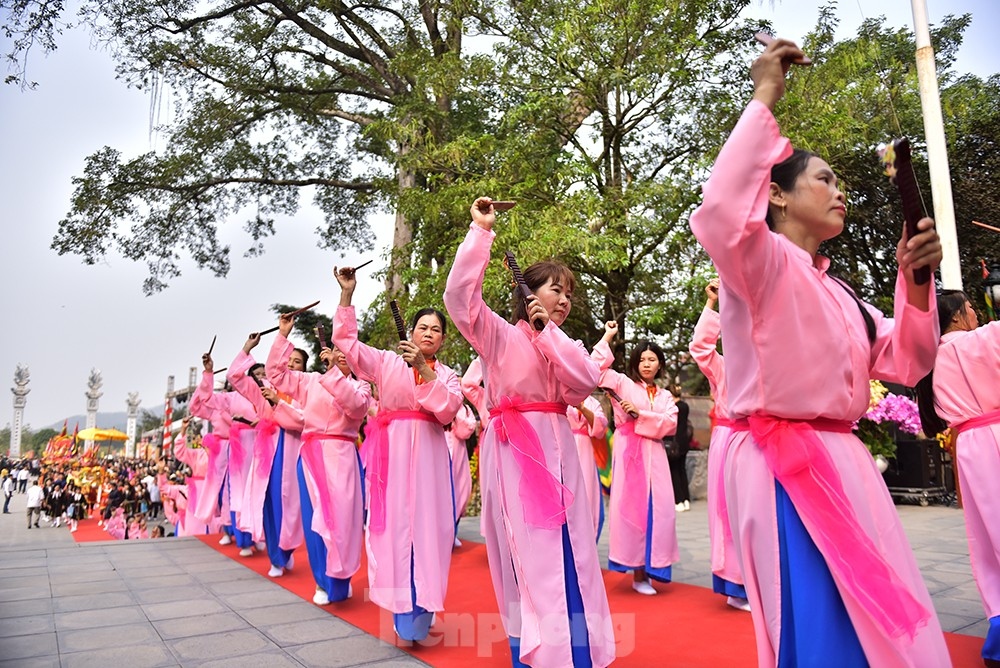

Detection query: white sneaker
xmin=727 ymin=596 xmax=751 ymax=612
xmin=285 ymin=554 xmax=294 ymax=571
xmin=255 ymin=541 xmax=267 ymax=551
xmin=675 ymin=502 xmax=686 ymax=512
xmin=347 ymin=583 xmax=353 ymax=598
xmin=313 ymin=588 xmax=330 ymax=605
xmin=267 ymin=565 xmax=283 ymax=577
xmin=453 ymin=537 xmax=462 ymax=548
xmin=632 ymin=579 xmax=657 ymax=595
xmin=683 ymin=500 xmax=690 ymax=511
xmin=238 ymin=547 xmax=253 ymax=557
xmin=219 ymin=534 xmax=232 ymax=545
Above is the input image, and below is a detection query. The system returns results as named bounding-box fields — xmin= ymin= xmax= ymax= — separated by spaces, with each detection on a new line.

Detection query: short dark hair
xmin=409 ymin=308 xmax=448 ymax=337
xmin=627 ymin=340 xmax=666 ymax=383
xmin=510 ymin=261 xmax=576 ymax=325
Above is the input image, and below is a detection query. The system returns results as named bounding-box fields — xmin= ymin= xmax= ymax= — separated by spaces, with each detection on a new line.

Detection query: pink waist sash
xmin=616 ymin=422 xmax=647 ymax=531
xmin=714 ymin=417 xmax=736 ymax=429
xmin=734 ymin=414 xmax=930 ymax=644
xmin=488 ymin=397 xmax=573 ymax=530
xmin=364 ymin=410 xmax=437 ymax=534
xmin=953 ymin=407 xmax=1000 ymax=435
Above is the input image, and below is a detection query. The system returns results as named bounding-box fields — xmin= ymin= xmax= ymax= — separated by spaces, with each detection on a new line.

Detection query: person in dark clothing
xmin=665 ymin=388 xmax=693 ymax=512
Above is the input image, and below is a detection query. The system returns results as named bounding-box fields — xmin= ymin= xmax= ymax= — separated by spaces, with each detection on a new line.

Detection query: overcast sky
xmin=1 ymin=0 xmax=997 ymax=431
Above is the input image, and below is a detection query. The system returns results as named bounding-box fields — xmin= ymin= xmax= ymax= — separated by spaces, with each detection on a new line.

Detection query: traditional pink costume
xmin=566 ymin=395 xmax=608 ymax=539
xmin=689 ymin=304 xmax=745 ymax=598
xmin=228 ymin=352 xmax=305 ymax=566
xmin=932 ymin=320 xmax=1000 ymax=662
xmin=444 ymin=223 xmax=615 ymax=668
xmin=171 ymin=431 xmax=212 ymax=536
xmin=445 ymin=403 xmax=476 ymax=522
xmin=690 ymin=100 xmax=949 ymax=667
xmin=189 ymin=370 xmax=256 ymax=547
xmin=333 ymin=305 xmax=461 ymax=639
xmin=592 ymin=341 xmax=679 ymax=581
xmin=267 ymin=333 xmax=370 ymax=601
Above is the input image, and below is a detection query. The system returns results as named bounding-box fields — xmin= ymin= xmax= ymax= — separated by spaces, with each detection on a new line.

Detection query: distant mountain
xmin=46 ymin=412 xmax=131 ymax=432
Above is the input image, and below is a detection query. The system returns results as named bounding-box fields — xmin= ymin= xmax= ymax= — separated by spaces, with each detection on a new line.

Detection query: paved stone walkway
xmin=0 ymin=489 xmax=986 ymax=666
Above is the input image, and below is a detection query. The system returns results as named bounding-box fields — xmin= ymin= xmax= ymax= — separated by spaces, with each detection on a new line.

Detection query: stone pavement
xmin=0 ymin=490 xmax=987 ymax=666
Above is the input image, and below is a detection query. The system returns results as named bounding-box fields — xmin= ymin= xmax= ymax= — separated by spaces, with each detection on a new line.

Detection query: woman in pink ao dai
xmin=917 ymin=290 xmax=1000 ymax=666
xmin=444 ymin=197 xmax=615 ymax=668
xmin=689 ymin=38 xmax=949 ymax=667
xmin=593 ymin=321 xmax=678 ymax=595
xmin=333 ymin=266 xmax=462 ymax=642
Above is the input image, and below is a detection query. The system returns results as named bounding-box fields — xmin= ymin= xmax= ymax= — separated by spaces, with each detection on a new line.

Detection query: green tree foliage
xmin=772 ymin=7 xmax=999 ymax=315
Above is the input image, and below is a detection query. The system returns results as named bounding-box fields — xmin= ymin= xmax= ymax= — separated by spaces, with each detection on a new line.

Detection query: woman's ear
xmin=768 ymin=182 xmax=785 ymax=209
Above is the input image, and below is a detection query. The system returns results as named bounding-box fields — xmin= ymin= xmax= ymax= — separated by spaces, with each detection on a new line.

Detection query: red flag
xmin=58 ymin=419 xmax=68 ymax=438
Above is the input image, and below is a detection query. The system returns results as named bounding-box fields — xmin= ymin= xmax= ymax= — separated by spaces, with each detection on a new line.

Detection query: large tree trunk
xmin=388 ymin=145 xmax=416 ymax=297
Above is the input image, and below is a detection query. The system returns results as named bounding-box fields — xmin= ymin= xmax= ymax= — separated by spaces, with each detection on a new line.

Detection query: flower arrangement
xmin=854 ymin=380 xmax=922 ymax=460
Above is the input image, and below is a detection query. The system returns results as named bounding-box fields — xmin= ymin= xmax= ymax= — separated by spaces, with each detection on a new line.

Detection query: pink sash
xmin=736 ymin=414 xmax=930 ymax=644
xmin=953 ymin=407 xmax=1000 ymax=435
xmin=488 ymin=397 xmax=573 ymax=530
xmin=228 ymin=422 xmax=253 ymax=519
xmin=362 ymin=411 xmax=436 ymax=534
xmin=298 ymin=432 xmax=358 ymax=568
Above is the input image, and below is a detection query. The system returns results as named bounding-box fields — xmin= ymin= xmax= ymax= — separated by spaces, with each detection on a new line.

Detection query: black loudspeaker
xmin=883 ymin=439 xmax=943 ymax=489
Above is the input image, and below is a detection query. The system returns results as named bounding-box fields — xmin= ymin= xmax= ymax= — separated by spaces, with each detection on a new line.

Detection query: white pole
xmin=910 ymin=0 xmax=963 ymax=289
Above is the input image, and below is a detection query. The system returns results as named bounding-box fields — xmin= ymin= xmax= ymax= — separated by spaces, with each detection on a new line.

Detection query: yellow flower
xmin=868 ymin=380 xmax=888 ymax=412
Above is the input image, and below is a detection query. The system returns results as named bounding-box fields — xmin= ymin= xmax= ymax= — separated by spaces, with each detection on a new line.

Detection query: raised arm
xmin=689 ymin=283 xmax=725 ymax=395
xmin=868 ymin=274 xmax=939 ymax=387
xmin=318 ymin=370 xmax=372 ymax=422
xmin=189 ymin=363 xmax=223 ymax=420
xmin=265 ymin=329 xmax=309 ymax=402
xmin=443 ymin=200 xmax=509 ymax=356
xmin=227 ymin=341 xmax=269 ymax=418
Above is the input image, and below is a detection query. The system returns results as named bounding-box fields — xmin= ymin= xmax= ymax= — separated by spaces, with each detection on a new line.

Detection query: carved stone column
xmin=84 ymin=369 xmax=103 ymax=452
xmin=10 ymin=365 xmax=30 ymax=458
xmin=125 ymin=392 xmax=140 ymax=457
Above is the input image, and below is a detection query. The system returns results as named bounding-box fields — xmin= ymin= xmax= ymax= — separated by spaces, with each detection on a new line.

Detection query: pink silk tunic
xmin=267 ymin=333 xmax=370 ymax=581
xmin=444 ymin=223 xmax=616 ymax=668
xmin=333 ymin=306 xmax=461 ymax=614
xmin=933 ymin=322 xmax=1000 ymax=622
xmin=567 ymin=395 xmax=609 ymax=537
xmin=690 ymin=100 xmax=949 ymax=668
xmin=189 ymin=370 xmax=257 ymax=524
xmin=593 ymin=340 xmax=679 ymax=571
xmin=446 ymin=403 xmax=476 ymax=521
xmin=689 ymin=305 xmax=742 ymax=586
xmin=170 ymin=432 xmax=212 ymax=536
xmin=227 ymin=351 xmax=305 ymax=549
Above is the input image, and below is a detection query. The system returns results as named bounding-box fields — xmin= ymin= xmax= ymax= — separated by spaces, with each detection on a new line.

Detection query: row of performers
xmin=164 ymin=40 xmax=1000 ymax=668
xmin=163 ymin=261 xmax=720 ymax=668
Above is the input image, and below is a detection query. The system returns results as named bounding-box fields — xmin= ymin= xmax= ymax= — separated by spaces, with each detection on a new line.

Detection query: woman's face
xmin=535 ymin=277 xmax=572 ymax=327
xmin=331 ymin=347 xmax=351 ymax=376
xmin=783 ymin=157 xmax=847 ymax=242
xmin=251 ymin=367 xmax=267 ymax=382
xmin=288 ymin=351 xmax=306 ymax=371
xmin=957 ymin=300 xmax=979 ymax=331
xmin=638 ymin=350 xmax=660 ymax=383
xmin=411 ymin=314 xmax=444 ymax=358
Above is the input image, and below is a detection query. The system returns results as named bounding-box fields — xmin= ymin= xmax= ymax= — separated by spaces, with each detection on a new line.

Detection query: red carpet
xmin=197 ymin=535 xmax=986 ymax=667
xmin=69 ymin=517 xmax=114 ymax=543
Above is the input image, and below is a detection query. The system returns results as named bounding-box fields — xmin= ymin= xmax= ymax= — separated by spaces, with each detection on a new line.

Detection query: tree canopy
xmin=5 ymin=0 xmax=1000 ymax=387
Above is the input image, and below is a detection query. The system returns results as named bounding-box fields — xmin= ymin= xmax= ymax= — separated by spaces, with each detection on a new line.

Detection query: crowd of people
xmin=5 ymin=38 xmax=1000 ymax=668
